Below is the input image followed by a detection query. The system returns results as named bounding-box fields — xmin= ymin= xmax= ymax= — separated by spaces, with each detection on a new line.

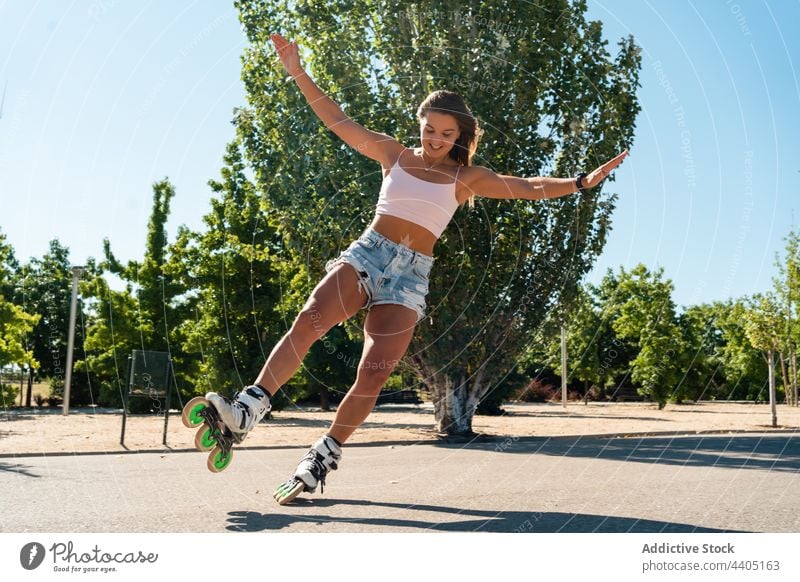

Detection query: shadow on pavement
xmin=0 ymin=461 xmax=41 ymax=478
xmin=454 ymin=434 xmax=800 ymax=473
xmin=269 ymin=417 xmax=433 ymax=431
xmin=227 ymin=499 xmax=743 ymax=533
xmin=499 ymin=410 xmax=670 ymax=422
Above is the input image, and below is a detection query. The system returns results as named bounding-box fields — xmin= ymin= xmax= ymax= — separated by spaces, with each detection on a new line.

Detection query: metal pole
xmin=62 ymin=266 xmax=84 ymax=416
xmin=768 ymin=349 xmax=777 ymax=428
xmin=561 ymin=325 xmax=567 ymax=408
xmin=162 ymin=357 xmax=172 ymax=446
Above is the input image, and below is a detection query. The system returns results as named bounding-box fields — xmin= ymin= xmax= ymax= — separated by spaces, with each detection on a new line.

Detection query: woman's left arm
xmin=470 ymin=150 xmax=629 ymax=201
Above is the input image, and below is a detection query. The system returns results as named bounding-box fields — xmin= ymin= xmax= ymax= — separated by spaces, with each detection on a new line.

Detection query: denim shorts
xmin=324 ymin=227 xmax=435 ymax=324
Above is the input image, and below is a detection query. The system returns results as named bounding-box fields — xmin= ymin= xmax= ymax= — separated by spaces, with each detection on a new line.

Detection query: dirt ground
xmin=2 ymin=400 xmax=799 ymax=456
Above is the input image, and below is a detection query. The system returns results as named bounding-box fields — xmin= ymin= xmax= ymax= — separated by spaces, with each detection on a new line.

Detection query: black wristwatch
xmin=575 ymin=172 xmax=589 ymax=194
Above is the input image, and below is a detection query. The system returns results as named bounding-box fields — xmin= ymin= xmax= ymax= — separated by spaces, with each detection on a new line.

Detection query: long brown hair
xmin=416 ymin=90 xmax=484 ymax=209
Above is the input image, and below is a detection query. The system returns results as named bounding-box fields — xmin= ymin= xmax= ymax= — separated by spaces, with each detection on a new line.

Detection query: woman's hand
xmin=583 ymin=150 xmax=629 ymax=189
xmin=270 ymin=32 xmax=304 ymax=77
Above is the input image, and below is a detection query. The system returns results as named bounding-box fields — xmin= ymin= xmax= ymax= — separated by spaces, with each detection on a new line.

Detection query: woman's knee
xmin=354 ymin=359 xmax=398 ymax=392
xmin=291 ymin=306 xmax=332 ymax=342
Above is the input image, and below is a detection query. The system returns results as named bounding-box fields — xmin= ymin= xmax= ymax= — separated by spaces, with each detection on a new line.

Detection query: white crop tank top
xmin=375 ymin=148 xmax=461 ymax=239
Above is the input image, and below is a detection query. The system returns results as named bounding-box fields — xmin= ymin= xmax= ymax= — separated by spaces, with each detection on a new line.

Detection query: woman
xmin=205 ymin=33 xmax=628 ymax=505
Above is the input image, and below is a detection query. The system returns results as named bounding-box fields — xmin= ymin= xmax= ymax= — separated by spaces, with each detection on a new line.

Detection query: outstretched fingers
xmin=270 ymin=32 xmax=289 ymax=46
xmin=270 ymin=33 xmax=292 ymax=54
xmin=270 ymin=33 xmax=302 ymax=75
xmin=587 ymin=150 xmax=628 ymax=187
xmin=604 ymin=149 xmax=629 ymax=170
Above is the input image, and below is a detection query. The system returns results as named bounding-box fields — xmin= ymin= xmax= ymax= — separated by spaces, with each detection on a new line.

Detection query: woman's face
xmin=419 ymin=111 xmax=460 ymax=160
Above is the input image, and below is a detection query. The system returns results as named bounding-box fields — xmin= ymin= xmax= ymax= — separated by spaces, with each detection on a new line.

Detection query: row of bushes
xmin=1 ymin=384 xmax=63 ymax=407
xmin=6 ymin=373 xmax=782 ymax=413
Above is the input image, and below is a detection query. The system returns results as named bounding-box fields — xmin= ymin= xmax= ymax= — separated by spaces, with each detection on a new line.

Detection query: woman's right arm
xmin=270 ymin=33 xmax=402 ymax=166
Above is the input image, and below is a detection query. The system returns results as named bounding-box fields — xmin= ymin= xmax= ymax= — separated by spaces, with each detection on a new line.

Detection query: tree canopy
xmin=234 ymin=0 xmax=641 ymax=433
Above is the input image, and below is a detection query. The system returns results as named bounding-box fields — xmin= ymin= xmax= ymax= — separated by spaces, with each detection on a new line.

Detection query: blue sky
xmin=1 ymin=1 xmax=798 ymax=310
xmin=583 ymin=0 xmax=800 ymax=309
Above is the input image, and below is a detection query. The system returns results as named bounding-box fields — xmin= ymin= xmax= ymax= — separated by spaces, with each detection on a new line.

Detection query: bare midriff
xmin=368 ymin=213 xmax=438 ymax=257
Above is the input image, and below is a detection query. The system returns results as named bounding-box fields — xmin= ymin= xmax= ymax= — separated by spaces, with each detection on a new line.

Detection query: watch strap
xmin=575 ymin=172 xmax=588 ymax=193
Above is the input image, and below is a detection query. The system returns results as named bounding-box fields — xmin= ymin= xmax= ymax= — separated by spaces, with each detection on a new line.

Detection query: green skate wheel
xmin=207 ymin=446 xmax=233 ymax=473
xmin=273 ymin=478 xmax=305 ymax=505
xmin=194 ymin=426 xmax=216 ymax=451
xmin=182 ymin=397 xmax=209 ymax=428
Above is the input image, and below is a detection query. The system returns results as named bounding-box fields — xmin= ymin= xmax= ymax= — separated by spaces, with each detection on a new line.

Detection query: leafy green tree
xmin=0 ymin=229 xmax=21 ymax=297
xmin=16 ymin=240 xmax=74 ymax=405
xmin=79 ymin=179 xmax=186 ymax=410
xmin=115 ymin=179 xmax=183 ymax=352
xmin=589 ymin=270 xmax=643 ymax=399
xmin=170 ymin=141 xmax=289 ymax=405
xmin=673 ymin=300 xmax=779 ymax=404
xmin=553 ymin=289 xmax=604 ymax=395
xmin=710 ymin=299 xmax=768 ymax=400
xmin=773 ymin=226 xmax=800 ymax=406
xmin=677 ymin=302 xmax=726 ymax=401
xmin=0 ymin=301 xmax=39 ymax=404
xmin=79 ymin=258 xmax=141 ymax=407
xmin=537 ymin=284 xmax=604 ymax=399
xmin=602 ymin=264 xmax=684 ymax=408
xmin=567 ymin=287 xmax=606 ymax=397
xmin=744 ymin=292 xmax=786 ymax=427
xmin=234 ymin=0 xmax=641 ymax=434
xmin=0 ymin=230 xmax=39 ymax=404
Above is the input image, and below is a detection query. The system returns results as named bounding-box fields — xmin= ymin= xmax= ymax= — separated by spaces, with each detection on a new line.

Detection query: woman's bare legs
xmin=271 ymin=302 xmax=419 ymax=505
xmin=327 ymin=303 xmax=419 ymax=444
xmin=254 ymin=262 xmax=367 ymax=395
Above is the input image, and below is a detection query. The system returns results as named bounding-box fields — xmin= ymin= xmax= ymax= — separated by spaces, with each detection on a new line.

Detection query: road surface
xmin=1 ymin=434 xmax=798 ymax=533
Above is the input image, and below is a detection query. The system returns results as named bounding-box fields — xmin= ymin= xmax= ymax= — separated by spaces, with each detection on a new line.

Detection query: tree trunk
xmin=319 ymin=384 xmax=330 ymax=411
xmin=433 ymin=373 xmax=476 ymax=436
xmin=768 ymin=349 xmax=777 ymax=428
xmin=779 ymin=350 xmax=789 ymax=405
xmin=25 ymin=367 xmax=34 ymax=407
xmin=788 ymin=349 xmax=797 ymax=407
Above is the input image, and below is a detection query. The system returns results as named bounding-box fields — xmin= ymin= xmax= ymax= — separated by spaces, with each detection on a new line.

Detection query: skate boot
xmin=273 ymin=434 xmax=342 ymax=505
xmin=205 ymin=385 xmax=271 ymax=442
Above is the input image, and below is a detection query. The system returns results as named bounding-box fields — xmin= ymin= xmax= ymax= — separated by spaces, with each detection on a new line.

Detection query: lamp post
xmin=63 ymin=266 xmax=84 ymax=416
xmin=561 ymin=324 xmax=568 ymax=408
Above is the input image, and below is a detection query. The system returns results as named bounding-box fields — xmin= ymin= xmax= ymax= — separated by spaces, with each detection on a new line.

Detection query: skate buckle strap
xmin=245 ymin=386 xmax=268 ymax=401
xmin=302 ymin=449 xmax=330 ymax=493
xmin=236 ymin=400 xmax=251 ymax=431
xmin=232 ymin=385 xmax=272 ymax=431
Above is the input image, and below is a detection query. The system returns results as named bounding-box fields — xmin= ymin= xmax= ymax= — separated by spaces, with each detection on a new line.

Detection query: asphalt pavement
xmin=1 ymin=434 xmax=798 ymax=533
